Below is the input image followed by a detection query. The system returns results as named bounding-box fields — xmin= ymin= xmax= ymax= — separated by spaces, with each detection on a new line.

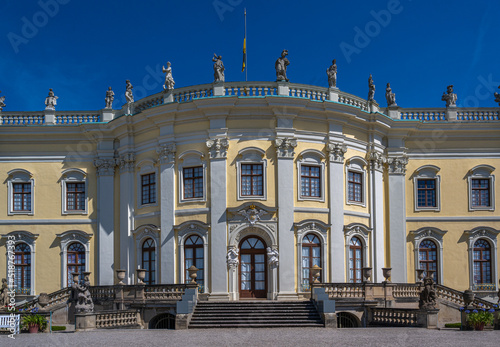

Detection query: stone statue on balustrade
xmin=326 ymin=59 xmax=337 ymax=88
xmin=385 ymin=83 xmax=397 ymax=106
xmin=0 ymin=91 xmax=5 ymax=111
xmin=213 ymin=54 xmax=225 ymax=83
xmin=162 ymin=62 xmax=175 ymax=91
xmin=494 ymin=85 xmax=500 ymax=107
xmin=267 ymin=247 xmax=279 ymax=269
xmin=368 ymin=74 xmax=375 ymax=101
xmin=105 ymin=87 xmax=114 ymax=109
xmin=227 ymin=247 xmax=239 ymax=267
xmin=418 ymin=276 xmax=437 ymax=310
xmin=441 ymin=85 xmax=457 ymax=107
xmin=275 ymin=49 xmax=290 ymax=82
xmin=125 ymin=80 xmax=134 ymax=104
xmin=72 ymin=273 xmax=94 ymax=313
xmin=0 ymin=278 xmax=8 ymax=308
xmin=44 ymin=89 xmax=58 ymax=110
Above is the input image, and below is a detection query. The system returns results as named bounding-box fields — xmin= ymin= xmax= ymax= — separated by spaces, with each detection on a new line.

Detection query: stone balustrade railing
xmin=435 ymin=284 xmax=495 ymax=309
xmin=173 ymin=84 xmax=214 ymax=103
xmin=319 ymin=283 xmax=365 ymax=298
xmin=95 ymin=310 xmax=141 ymax=329
xmin=224 ymin=82 xmax=277 ymax=97
xmin=1 ymin=112 xmax=45 ymax=125
xmin=392 ymin=283 xmax=421 ymax=298
xmin=55 ymin=112 xmax=101 ymax=124
xmin=21 ymin=287 xmax=72 ymax=311
xmin=337 ymin=91 xmax=369 ymax=111
xmin=289 ymin=83 xmax=328 ymax=101
xmin=399 ymin=109 xmax=447 ymax=121
xmin=457 ymin=109 xmax=499 ymax=121
xmin=370 ymin=308 xmax=419 ymax=327
xmin=144 ymin=284 xmax=188 ymax=300
xmin=89 ymin=286 xmax=116 ymax=301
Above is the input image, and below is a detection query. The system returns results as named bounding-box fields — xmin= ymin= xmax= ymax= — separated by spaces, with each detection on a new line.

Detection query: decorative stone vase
xmin=116 ymin=269 xmax=126 ymax=285
xmin=71 ymin=272 xmax=80 ymax=285
xmin=188 ymin=265 xmax=199 ymax=284
xmin=416 ymin=269 xmax=425 ymax=283
xmin=426 ymin=270 xmax=436 ymax=281
xmin=83 ymin=272 xmax=91 ymax=283
xmin=136 ymin=269 xmax=146 ymax=285
xmin=463 ymin=290 xmax=475 ymax=307
xmin=311 ymin=265 xmax=322 ymax=284
xmin=38 ymin=293 xmax=49 ymax=308
xmin=382 ymin=268 xmax=392 ymax=283
xmin=28 ymin=323 xmax=39 ymax=334
xmin=362 ymin=267 xmax=372 ymax=283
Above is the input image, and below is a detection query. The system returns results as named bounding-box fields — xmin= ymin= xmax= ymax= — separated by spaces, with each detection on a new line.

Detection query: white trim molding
xmin=236 ymin=147 xmax=268 ymax=201
xmin=60 ymin=168 xmax=88 ymax=215
xmin=345 ymin=156 xmax=367 ymax=207
xmin=132 ymin=224 xmax=161 ymax=284
xmin=136 ymin=159 xmax=158 ymax=210
xmin=409 ymin=227 xmax=447 ymax=284
xmin=56 ymin=230 xmax=92 ymax=289
xmin=464 ymin=226 xmax=500 ymax=292
xmin=343 ymin=223 xmax=371 ymax=282
xmin=412 ymin=165 xmax=441 ymax=212
xmin=297 ymin=149 xmax=326 ymax=202
xmin=7 ymin=169 xmax=34 ymax=215
xmin=467 ymin=164 xmax=495 ymax=211
xmin=178 ymin=150 xmax=207 ymax=203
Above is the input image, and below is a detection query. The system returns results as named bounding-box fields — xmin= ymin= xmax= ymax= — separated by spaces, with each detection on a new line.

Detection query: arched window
xmin=185 ymin=235 xmax=204 ymax=288
xmin=419 ymin=239 xmax=438 ymax=282
xmin=142 ymin=238 xmax=156 ymax=285
xmin=67 ymin=242 xmax=85 ymax=286
xmin=301 ymin=234 xmax=321 ymax=290
xmin=14 ymin=243 xmax=31 ymax=294
xmin=473 ymin=239 xmax=492 ymax=285
xmin=349 ymin=237 xmax=363 ymax=283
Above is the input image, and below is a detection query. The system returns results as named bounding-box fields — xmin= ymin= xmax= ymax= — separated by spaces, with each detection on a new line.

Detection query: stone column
xmin=117 ymin=153 xmax=135 ymax=284
xmin=387 ymin=153 xmax=408 ymax=283
xmin=157 ymin=143 xmax=176 ymax=284
xmin=206 ymin=138 xmax=229 ymax=300
xmin=275 ymin=137 xmax=298 ymax=299
xmin=93 ymin=158 xmax=117 ymax=285
xmin=327 ymin=142 xmax=347 ymax=282
xmin=367 ymin=147 xmax=386 ymax=283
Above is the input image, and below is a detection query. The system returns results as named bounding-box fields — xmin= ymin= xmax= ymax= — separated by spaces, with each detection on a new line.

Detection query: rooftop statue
xmin=0 ymin=91 xmax=5 ymax=111
xmin=494 ymin=85 xmax=500 ymax=107
xmin=44 ymin=88 xmax=58 ymax=110
xmin=385 ymin=82 xmax=397 ymax=106
xmin=125 ymin=80 xmax=134 ymax=103
xmin=105 ymin=87 xmax=114 ymax=109
xmin=368 ymin=74 xmax=375 ymax=101
xmin=326 ymin=59 xmax=337 ymax=88
xmin=162 ymin=61 xmax=175 ymax=91
xmin=212 ymin=54 xmax=225 ymax=83
xmin=441 ymin=85 xmax=457 ymax=107
xmin=275 ymin=49 xmax=290 ymax=82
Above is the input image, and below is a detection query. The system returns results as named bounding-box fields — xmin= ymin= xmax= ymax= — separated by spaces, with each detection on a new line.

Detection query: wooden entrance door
xmin=239 ymin=236 xmax=267 ymax=298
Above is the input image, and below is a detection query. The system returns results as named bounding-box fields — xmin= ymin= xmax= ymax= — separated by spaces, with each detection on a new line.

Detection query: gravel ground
xmin=2 ymin=327 xmax=499 ymax=347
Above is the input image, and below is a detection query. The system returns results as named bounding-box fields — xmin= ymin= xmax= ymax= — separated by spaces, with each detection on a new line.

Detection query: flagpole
xmin=244 ymin=8 xmax=247 ymax=82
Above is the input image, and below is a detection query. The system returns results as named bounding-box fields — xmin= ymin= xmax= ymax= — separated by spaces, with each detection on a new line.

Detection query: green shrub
xmin=21 ymin=314 xmax=47 ymax=332
xmin=51 ymin=326 xmax=67 ymax=331
xmin=444 ymin=322 xmax=461 ymax=328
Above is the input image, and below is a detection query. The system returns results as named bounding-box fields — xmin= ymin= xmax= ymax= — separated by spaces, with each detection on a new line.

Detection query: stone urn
xmin=188 ymin=265 xmax=199 ymax=284
xmin=463 ymin=289 xmax=475 ymax=307
xmin=382 ymin=268 xmax=392 ymax=283
xmin=416 ymin=269 xmax=425 ymax=283
xmin=136 ymin=268 xmax=146 ymax=285
xmin=38 ymin=293 xmax=49 ymax=308
xmin=311 ymin=265 xmax=322 ymax=284
xmin=83 ymin=272 xmax=91 ymax=284
xmin=116 ymin=269 xmax=126 ymax=285
xmin=71 ymin=273 xmax=80 ymax=286
xmin=362 ymin=267 xmax=372 ymax=283
xmin=426 ymin=270 xmax=436 ymax=281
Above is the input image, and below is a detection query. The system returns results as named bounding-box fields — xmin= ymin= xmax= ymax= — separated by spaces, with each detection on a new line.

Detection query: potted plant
xmin=465 ymin=306 xmax=495 ymax=331
xmin=21 ymin=311 xmax=47 ymax=333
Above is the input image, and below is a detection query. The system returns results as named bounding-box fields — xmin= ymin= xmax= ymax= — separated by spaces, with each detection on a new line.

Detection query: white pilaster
xmin=157 ymin=143 xmax=176 ymax=284
xmin=118 ymin=152 xmax=135 ymax=284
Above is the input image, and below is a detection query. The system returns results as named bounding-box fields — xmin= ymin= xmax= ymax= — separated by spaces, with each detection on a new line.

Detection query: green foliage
xmin=444 ymin=322 xmax=461 ymax=328
xmin=466 ymin=309 xmax=494 ymax=326
xmin=51 ymin=326 xmax=67 ymax=331
xmin=21 ymin=314 xmax=47 ymax=332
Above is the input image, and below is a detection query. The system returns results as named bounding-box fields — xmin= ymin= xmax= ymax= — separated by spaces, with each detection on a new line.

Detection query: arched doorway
xmin=239 ymin=236 xmax=267 ymax=298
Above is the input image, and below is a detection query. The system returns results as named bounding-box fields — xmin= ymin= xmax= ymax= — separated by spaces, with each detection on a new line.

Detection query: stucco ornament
xmin=367 ymin=74 xmax=375 ymax=101
xmin=274 ymin=137 xmax=297 ymax=158
xmin=327 ymin=142 xmax=347 ymax=163
xmin=73 ymin=273 xmax=94 ymax=313
xmin=494 ymin=85 xmax=500 ymax=107
xmin=267 ymin=247 xmax=279 ymax=269
xmin=0 ymin=91 xmax=5 ymax=111
xmin=441 ymin=85 xmax=457 ymax=107
xmin=125 ymin=80 xmax=134 ymax=103
xmin=387 ymin=154 xmax=408 ymax=174
xmin=212 ymin=54 xmax=225 ymax=83
xmin=44 ymin=88 xmax=58 ymax=110
xmin=385 ymin=82 xmax=397 ymax=106
xmin=93 ymin=158 xmax=117 ymax=176
xmin=163 ymin=62 xmax=175 ymax=91
xmin=105 ymin=87 xmax=114 ymax=109
xmin=206 ymin=138 xmax=229 ymax=159
xmin=239 ymin=205 xmax=266 ymax=225
xmin=275 ymin=49 xmax=290 ymax=82
xmin=326 ymin=59 xmax=337 ymax=88
xmin=227 ymin=247 xmax=239 ymax=267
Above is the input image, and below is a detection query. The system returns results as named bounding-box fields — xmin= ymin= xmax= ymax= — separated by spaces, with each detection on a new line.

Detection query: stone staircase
xmin=189 ymin=301 xmax=324 ymax=328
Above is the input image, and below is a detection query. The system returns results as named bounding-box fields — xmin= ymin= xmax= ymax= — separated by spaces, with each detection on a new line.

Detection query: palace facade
xmin=1 ymin=80 xmax=499 ymax=301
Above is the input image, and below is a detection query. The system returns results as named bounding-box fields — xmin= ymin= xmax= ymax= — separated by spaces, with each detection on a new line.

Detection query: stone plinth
xmin=416 ymin=309 xmax=439 ymax=329
xmin=386 ymin=105 xmax=400 ymax=119
xmin=75 ymin=312 xmax=96 ymax=331
xmin=328 ymin=87 xmax=339 ymax=102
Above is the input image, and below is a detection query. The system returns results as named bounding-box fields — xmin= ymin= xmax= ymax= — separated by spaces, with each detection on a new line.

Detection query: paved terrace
xmin=3 ymin=327 xmax=499 ymax=347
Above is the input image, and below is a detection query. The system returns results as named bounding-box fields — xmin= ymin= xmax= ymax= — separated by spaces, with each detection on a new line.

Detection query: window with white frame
xmin=61 ymin=169 xmax=87 ymax=215
xmin=237 ymin=147 xmax=267 ymax=200
xmin=465 ymin=227 xmax=499 ymax=292
xmin=7 ymin=169 xmax=34 ymax=215
xmin=133 ymin=224 xmax=161 ymax=285
xmin=345 ymin=157 xmax=367 ymax=207
xmin=413 ymin=165 xmax=441 ymax=212
xmin=344 ymin=223 xmax=370 ymax=283
xmin=141 ymin=173 xmax=156 ymax=205
xmin=468 ymin=165 xmax=495 ymax=211
xmin=56 ymin=230 xmax=92 ymax=289
xmin=136 ymin=159 xmax=158 ymax=208
xmin=297 ymin=150 xmax=325 ymax=201
xmin=410 ymin=227 xmax=446 ymax=284
xmin=178 ymin=151 xmax=206 ymax=203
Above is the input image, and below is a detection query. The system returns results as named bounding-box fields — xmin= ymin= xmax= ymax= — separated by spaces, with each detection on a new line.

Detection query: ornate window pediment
xmin=467 ymin=165 xmax=495 ymax=211
xmin=409 ymin=227 xmax=447 ymax=284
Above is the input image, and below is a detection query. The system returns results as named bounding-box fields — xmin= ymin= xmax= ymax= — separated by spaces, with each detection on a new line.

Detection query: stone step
xmin=189 ymin=322 xmax=325 ymax=328
xmin=192 ymin=312 xmax=320 ymax=317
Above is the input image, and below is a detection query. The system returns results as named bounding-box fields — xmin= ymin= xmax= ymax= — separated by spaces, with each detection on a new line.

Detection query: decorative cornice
xmin=206 ymin=138 xmax=229 ymax=159
xmin=387 ymin=153 xmax=408 ymax=175
xmin=156 ymin=143 xmax=176 ymax=164
xmin=118 ymin=152 xmax=136 ymax=173
xmin=93 ymin=158 xmax=117 ymax=176
xmin=326 ymin=142 xmax=347 ymax=163
xmin=274 ymin=137 xmax=297 ymax=158
xmin=367 ymin=147 xmax=387 ymax=172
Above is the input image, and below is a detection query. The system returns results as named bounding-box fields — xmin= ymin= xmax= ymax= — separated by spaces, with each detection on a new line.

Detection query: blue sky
xmin=0 ymin=0 xmax=499 ymax=111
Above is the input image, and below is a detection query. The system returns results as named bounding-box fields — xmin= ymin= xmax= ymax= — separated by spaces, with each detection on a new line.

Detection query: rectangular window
xmin=141 ymin=173 xmax=156 ymax=205
xmin=183 ymin=166 xmax=203 ymax=199
xmin=241 ymin=164 xmax=263 ymax=196
xmin=417 ymin=179 xmax=436 ymax=207
xmin=301 ymin=165 xmax=321 ymax=198
xmin=471 ymin=179 xmax=490 ymax=207
xmin=66 ymin=182 xmax=85 ymax=211
xmin=347 ymin=171 xmax=363 ymax=203
xmin=13 ymin=183 xmax=31 ymax=211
